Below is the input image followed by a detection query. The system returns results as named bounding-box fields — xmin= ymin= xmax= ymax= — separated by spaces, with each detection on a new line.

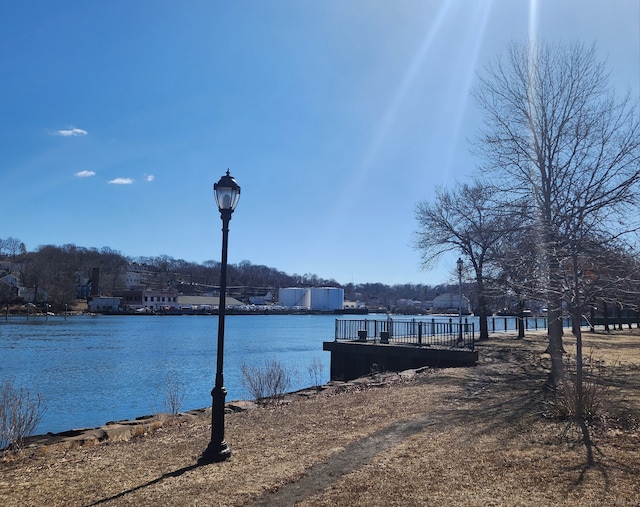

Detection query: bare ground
xmin=1 ymin=329 xmax=639 ymax=506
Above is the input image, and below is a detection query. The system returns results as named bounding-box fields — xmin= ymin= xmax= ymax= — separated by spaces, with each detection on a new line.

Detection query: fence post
xmin=464 ymin=317 xmax=468 ymax=344
xmin=418 ymin=321 xmax=422 ymax=345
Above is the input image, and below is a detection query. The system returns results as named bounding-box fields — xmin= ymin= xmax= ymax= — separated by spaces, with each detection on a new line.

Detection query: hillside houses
xmin=1 ymin=257 xmax=245 ymax=314
xmin=1 ymin=272 xmax=48 ymax=303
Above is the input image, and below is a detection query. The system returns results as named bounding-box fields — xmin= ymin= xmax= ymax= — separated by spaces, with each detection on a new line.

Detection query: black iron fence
xmin=335 ymin=318 xmax=475 ymax=350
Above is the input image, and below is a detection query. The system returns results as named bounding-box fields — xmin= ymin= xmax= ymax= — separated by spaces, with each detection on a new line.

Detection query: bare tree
xmin=3 ymin=237 xmax=25 ymax=259
xmin=473 ymin=41 xmax=640 ymax=383
xmin=415 ymin=181 xmax=515 ymax=340
xmin=493 ymin=225 xmax=547 ymax=338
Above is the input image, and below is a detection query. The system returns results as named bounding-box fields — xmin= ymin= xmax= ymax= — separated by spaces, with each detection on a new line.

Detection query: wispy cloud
xmin=145 ymin=174 xmax=155 ymax=182
xmin=108 ymin=177 xmax=134 ymax=185
xmin=75 ymin=170 xmax=96 ymax=178
xmin=55 ymin=127 xmax=88 ymax=137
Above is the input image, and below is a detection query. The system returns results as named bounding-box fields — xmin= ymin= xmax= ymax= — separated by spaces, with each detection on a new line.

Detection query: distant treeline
xmin=0 ymin=240 xmax=459 ymax=310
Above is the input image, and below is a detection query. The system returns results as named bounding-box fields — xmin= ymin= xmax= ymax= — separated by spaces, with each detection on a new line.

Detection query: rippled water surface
xmin=0 ymin=313 xmax=538 ymax=434
xmin=0 ymin=314 xmax=345 ymax=434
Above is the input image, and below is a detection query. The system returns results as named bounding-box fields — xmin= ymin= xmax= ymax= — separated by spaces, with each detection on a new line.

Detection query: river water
xmin=0 ymin=313 xmax=533 ymax=435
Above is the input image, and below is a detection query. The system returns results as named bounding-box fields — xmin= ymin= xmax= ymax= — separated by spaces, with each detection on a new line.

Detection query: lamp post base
xmin=199 ymin=440 xmax=231 ymax=464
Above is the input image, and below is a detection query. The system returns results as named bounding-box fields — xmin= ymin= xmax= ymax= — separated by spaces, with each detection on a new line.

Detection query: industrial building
xmin=278 ymin=287 xmax=344 ymax=311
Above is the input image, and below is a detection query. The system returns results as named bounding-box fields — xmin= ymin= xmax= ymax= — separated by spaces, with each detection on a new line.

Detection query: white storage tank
xmin=278 ymin=288 xmax=311 ymax=309
xmin=309 ymin=287 xmax=344 ymax=311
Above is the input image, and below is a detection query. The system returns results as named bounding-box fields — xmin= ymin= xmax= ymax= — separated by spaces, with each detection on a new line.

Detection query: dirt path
xmin=246 ymin=338 xmax=537 ymax=506
xmin=247 ymin=415 xmax=439 ymax=506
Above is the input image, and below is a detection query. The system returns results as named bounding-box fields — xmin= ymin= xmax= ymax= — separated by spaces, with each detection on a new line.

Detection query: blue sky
xmin=1 ymin=1 xmax=638 ymax=286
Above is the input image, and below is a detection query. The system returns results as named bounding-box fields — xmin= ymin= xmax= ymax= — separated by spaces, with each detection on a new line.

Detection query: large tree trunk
xmin=545 ymin=245 xmax=565 ymax=384
xmin=517 ymin=299 xmax=525 ymax=339
xmin=546 ymin=304 xmax=565 ymax=385
xmin=477 ymin=291 xmax=489 ymax=341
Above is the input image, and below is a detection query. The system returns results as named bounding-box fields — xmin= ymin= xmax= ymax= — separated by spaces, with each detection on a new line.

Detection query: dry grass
xmin=1 ymin=329 xmax=639 ymax=506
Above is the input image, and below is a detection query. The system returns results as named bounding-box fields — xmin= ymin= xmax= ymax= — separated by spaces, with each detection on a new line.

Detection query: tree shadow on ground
xmin=84 ymin=463 xmax=202 ymax=507
xmin=452 ymin=339 xmax=639 ymax=496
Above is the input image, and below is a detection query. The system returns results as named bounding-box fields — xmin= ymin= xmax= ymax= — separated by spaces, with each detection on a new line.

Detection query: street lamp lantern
xmin=213 ymin=170 xmax=241 ymax=212
xmin=200 ymin=169 xmax=240 ymax=464
xmin=457 ymin=258 xmax=463 ymax=344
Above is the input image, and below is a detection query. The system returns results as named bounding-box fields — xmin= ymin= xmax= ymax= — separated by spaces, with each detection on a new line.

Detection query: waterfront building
xmin=87 ymin=295 xmax=121 ymax=313
xmin=432 ymin=293 xmax=471 ymax=314
xmin=114 ymin=288 xmax=179 ymax=312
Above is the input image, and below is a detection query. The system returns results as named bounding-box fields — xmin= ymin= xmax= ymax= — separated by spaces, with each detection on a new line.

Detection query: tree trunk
xmin=517 ymin=299 xmax=525 ymax=339
xmin=603 ymin=300 xmax=610 ymax=333
xmin=572 ymin=305 xmax=594 ymax=466
xmin=573 ymin=306 xmax=584 ymax=418
xmin=546 ymin=305 xmax=565 ymax=385
xmin=617 ymin=304 xmax=623 ymax=331
xmin=546 ymin=254 xmax=565 ymax=384
xmin=479 ymin=312 xmax=489 ymax=341
xmin=476 ymin=280 xmax=490 ymax=341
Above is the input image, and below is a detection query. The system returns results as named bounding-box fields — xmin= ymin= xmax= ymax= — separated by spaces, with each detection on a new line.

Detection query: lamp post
xmin=200 ymin=169 xmax=240 ymax=464
xmin=457 ymin=257 xmax=463 ymax=344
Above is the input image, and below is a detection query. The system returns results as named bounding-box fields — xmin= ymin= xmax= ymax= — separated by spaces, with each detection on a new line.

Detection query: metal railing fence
xmin=335 ymin=318 xmax=475 ymax=350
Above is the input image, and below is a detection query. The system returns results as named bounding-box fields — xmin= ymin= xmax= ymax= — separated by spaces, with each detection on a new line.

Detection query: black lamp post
xmin=200 ymin=169 xmax=240 ymax=464
xmin=457 ymin=257 xmax=463 ymax=344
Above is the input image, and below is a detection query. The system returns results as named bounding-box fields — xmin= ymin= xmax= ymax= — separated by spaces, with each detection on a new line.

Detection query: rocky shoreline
xmin=13 ymin=367 xmax=429 ymax=456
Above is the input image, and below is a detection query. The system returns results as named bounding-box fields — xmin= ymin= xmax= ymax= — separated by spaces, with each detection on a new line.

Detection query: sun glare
xmin=528 ymin=0 xmax=539 ymax=47
xmin=344 ymin=0 xmax=494 ymax=206
xmin=357 ymin=3 xmax=450 ymax=176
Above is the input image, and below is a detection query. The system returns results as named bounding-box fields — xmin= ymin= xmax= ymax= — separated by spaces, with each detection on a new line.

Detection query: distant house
xmin=19 ymin=287 xmax=48 ymax=303
xmin=396 ymin=299 xmax=425 ymax=312
xmin=0 ymin=274 xmax=20 ymax=301
xmin=0 ymin=274 xmax=48 ymax=303
xmin=431 ymin=293 xmax=471 ymax=314
xmin=0 ymin=273 xmax=20 ymax=288
xmin=88 ymin=296 xmax=121 ymax=313
xmin=177 ymin=295 xmax=243 ymax=310
xmin=114 ymin=289 xmax=179 ymax=311
xmin=76 ymin=276 xmax=92 ymax=299
xmin=121 ymin=270 xmax=145 ymax=288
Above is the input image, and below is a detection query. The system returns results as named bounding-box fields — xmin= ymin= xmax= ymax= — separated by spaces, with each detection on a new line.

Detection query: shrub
xmin=0 ymin=380 xmax=46 ymax=451
xmin=163 ymin=371 xmax=186 ymax=416
xmin=307 ymin=357 xmax=325 ymax=392
xmin=551 ymin=350 xmax=613 ymax=420
xmin=241 ymin=358 xmax=293 ymax=404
